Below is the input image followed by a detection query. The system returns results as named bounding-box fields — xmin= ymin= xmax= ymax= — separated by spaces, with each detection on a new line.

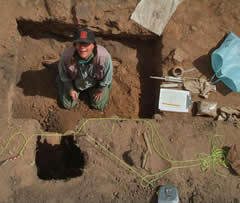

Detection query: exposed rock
xmin=228 ymin=144 xmax=240 ymax=175
xmin=123 ymin=150 xmax=142 ymax=168
xmin=190 ymin=25 xmax=197 ymax=32
xmin=237 ymin=183 xmax=240 ymax=189
xmin=63 ymin=130 xmax=75 ymax=136
xmin=113 ymin=191 xmax=119 ymax=199
xmin=112 ymin=59 xmax=121 ymax=67
xmin=234 ymin=16 xmax=240 ymax=21
xmin=42 ymin=57 xmax=59 ymax=66
xmin=75 ymin=1 xmax=96 ymax=24
xmin=217 ymin=106 xmax=240 ymax=122
xmin=153 ymin=113 xmax=162 ymax=121
xmin=44 ymin=0 xmax=72 ymax=21
xmin=217 ymin=2 xmax=225 ymax=15
xmin=171 ymin=48 xmax=188 ymax=63
xmin=17 ymin=0 xmax=155 ymax=39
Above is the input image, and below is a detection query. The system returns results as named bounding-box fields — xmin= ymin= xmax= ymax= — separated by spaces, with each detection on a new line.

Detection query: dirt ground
xmin=2 ymin=118 xmax=240 ymax=203
xmin=1 ymin=0 xmax=240 ymax=202
xmin=13 ymin=36 xmax=158 ymax=132
xmin=12 ymin=0 xmax=240 ymax=133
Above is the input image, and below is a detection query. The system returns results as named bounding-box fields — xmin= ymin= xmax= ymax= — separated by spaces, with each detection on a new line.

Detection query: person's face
xmin=75 ymin=42 xmax=94 ymax=59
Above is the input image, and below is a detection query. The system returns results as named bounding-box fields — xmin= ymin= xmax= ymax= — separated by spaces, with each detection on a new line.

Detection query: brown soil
xmin=1 ymin=0 xmax=240 ymax=202
xmin=4 ymin=118 xmax=240 ymax=203
xmin=13 ymin=36 xmax=159 ymax=132
xmin=13 ymin=0 xmax=240 ymax=133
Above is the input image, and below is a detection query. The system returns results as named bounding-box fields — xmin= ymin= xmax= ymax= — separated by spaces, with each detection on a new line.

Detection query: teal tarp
xmin=211 ymin=32 xmax=240 ymax=92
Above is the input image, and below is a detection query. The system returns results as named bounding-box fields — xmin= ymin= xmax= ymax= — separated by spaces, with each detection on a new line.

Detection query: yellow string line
xmin=0 ymin=132 xmax=63 ymax=157
xmin=0 ymin=118 xmax=229 ymax=187
xmin=149 ymin=121 xmax=203 ymax=163
xmin=0 ymin=132 xmax=27 ymax=157
xmin=81 ymin=118 xmax=206 ymax=163
xmin=75 ymin=118 xmax=229 ymax=185
xmin=141 ymin=163 xmax=202 ymax=187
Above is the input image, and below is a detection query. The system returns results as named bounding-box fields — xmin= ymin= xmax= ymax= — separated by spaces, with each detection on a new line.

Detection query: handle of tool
xmin=160 ymin=83 xmax=180 ymax=88
xmin=150 ymin=76 xmax=183 ymax=83
xmin=150 ymin=76 xmax=165 ymax=80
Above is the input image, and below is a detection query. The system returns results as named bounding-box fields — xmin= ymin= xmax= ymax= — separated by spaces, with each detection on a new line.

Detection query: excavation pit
xmin=13 ymin=21 xmax=162 ymax=133
xmin=36 ymin=136 xmax=86 ymax=180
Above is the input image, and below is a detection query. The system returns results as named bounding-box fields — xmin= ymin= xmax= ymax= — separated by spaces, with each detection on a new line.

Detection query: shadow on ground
xmin=36 ymin=136 xmax=86 ymax=180
xmin=136 ymin=38 xmax=163 ymax=117
xmin=16 ymin=61 xmax=58 ymax=99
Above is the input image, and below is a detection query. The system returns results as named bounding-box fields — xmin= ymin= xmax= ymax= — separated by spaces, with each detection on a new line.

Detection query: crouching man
xmin=56 ymin=28 xmax=113 ymax=110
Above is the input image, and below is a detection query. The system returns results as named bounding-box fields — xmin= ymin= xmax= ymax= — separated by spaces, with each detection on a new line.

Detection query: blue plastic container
xmin=158 ymin=185 xmax=179 ymax=203
xmin=211 ymin=32 xmax=240 ymax=92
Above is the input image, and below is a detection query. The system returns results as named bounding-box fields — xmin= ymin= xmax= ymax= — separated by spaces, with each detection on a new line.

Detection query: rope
xmin=0 ymin=118 xmax=229 ymax=187
xmin=75 ymin=118 xmax=229 ymax=186
xmin=198 ymin=135 xmax=229 ymax=177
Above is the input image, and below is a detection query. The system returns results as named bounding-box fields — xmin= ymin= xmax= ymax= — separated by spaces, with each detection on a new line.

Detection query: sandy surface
xmin=0 ymin=0 xmax=240 ymax=202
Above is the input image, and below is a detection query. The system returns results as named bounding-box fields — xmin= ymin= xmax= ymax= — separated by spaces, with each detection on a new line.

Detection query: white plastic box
xmin=158 ymin=88 xmax=192 ymax=113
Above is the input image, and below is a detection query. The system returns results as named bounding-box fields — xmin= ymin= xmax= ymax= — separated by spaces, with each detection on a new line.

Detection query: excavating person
xmin=56 ymin=28 xmax=113 ymax=110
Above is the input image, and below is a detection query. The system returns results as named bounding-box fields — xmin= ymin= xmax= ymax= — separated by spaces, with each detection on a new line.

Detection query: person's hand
xmin=69 ymin=89 xmax=78 ymax=101
xmin=94 ymin=89 xmax=103 ymax=102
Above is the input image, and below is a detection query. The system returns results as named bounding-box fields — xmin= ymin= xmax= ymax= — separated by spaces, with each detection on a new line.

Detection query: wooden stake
xmin=143 ymin=133 xmax=153 ymax=155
